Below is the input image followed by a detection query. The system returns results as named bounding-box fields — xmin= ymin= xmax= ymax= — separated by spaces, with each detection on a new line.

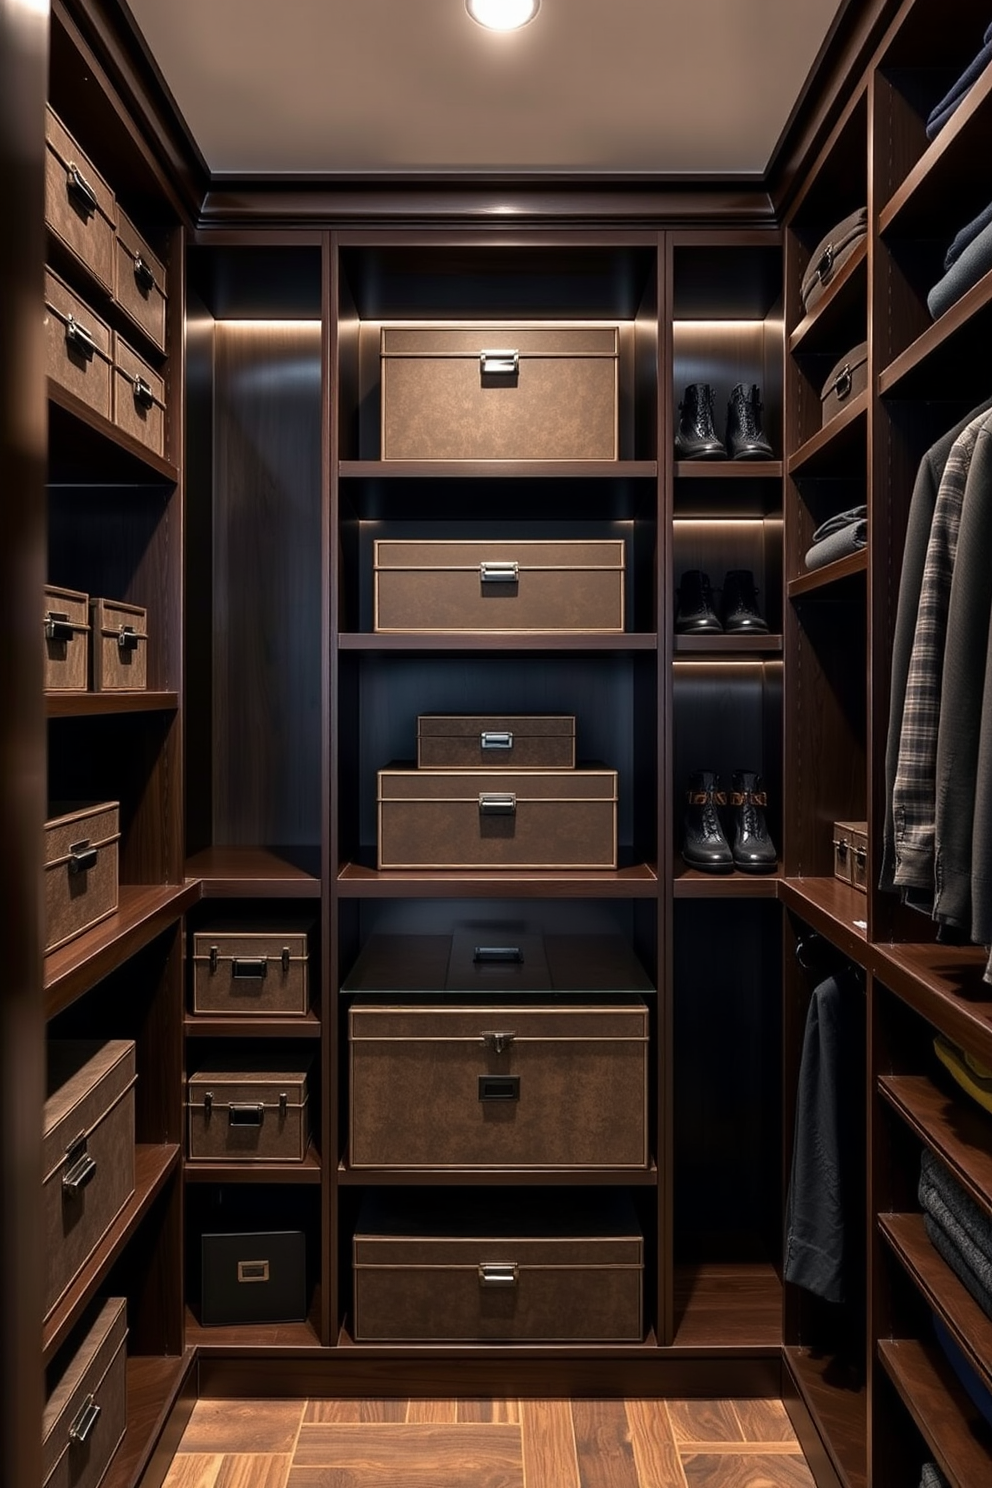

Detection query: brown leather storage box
xmin=800 ymin=207 xmax=867 ymax=314
xmin=44 ymin=267 xmax=113 ymax=421
xmin=187 ymin=1063 xmax=312 ymax=1162
xmin=43 ymin=1297 xmax=128 ymax=1488
xmin=417 ymin=714 xmax=576 ymax=770
xmin=820 ymin=341 xmax=868 ymax=426
xmin=44 ymin=585 xmax=90 ymax=692
xmin=44 ymin=802 xmax=120 ymax=956
xmin=43 ymin=1041 xmax=136 ymax=1322
xmin=111 ymin=332 xmax=166 ymax=456
xmin=374 ymin=538 xmax=625 ymax=633
xmin=380 ymin=324 xmax=619 ymax=460
xmin=44 ymin=105 xmax=116 ymax=295
xmin=191 ymin=924 xmax=313 ymax=1016
xmin=89 ymin=598 xmax=147 ymax=691
xmin=114 ymin=206 xmax=167 ymax=352
xmin=353 ymin=1189 xmax=643 ymax=1343
xmin=833 ymin=819 xmax=868 ymax=892
xmin=377 ymin=766 xmax=618 ymax=869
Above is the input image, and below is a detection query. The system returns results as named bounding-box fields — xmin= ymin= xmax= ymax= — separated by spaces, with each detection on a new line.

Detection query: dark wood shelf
xmin=672 ymin=1263 xmax=781 ymax=1351
xmin=333 ymin=1327 xmax=662 ymax=1355
xmin=103 ymin=1352 xmax=196 ymax=1488
xmin=336 ymin=860 xmax=660 ymax=897
xmin=184 ymin=1306 xmax=323 ymax=1353
xmin=47 ymin=379 xmax=178 ymax=485
xmin=789 ymin=236 xmax=868 ymax=355
xmin=673 ymin=460 xmax=782 ymax=479
xmin=878 ymin=1336 xmax=992 ymax=1487
xmin=779 ymin=878 xmax=869 ymax=963
xmin=878 ymin=1075 xmax=992 ymax=1217
xmin=338 ymin=632 xmax=658 ymax=653
xmin=184 ymin=1010 xmax=322 ymax=1039
xmin=44 ymin=883 xmax=199 ymax=1018
xmin=878 ymin=268 xmax=992 ymax=400
xmin=879 ymin=65 xmax=992 ymax=240
xmin=787 ymin=549 xmax=867 ymax=599
xmin=673 ymin=864 xmax=782 ymax=897
xmin=784 ymin=1346 xmax=867 ymax=1488
xmin=185 ymin=1147 xmax=323 ymax=1184
xmin=787 ymin=392 xmax=868 ymax=476
xmin=338 ymin=459 xmax=659 ymax=480
xmin=880 ymin=1212 xmax=992 ymax=1400
xmin=337 ymin=1160 xmax=658 ymax=1186
xmin=673 ymin=634 xmax=783 ymax=656
xmin=184 ymin=846 xmax=321 ymax=898
xmin=43 ymin=1144 xmax=181 ymax=1364
xmin=46 ymin=690 xmax=179 ymax=717
xmin=871 ymin=943 xmax=992 ymax=1070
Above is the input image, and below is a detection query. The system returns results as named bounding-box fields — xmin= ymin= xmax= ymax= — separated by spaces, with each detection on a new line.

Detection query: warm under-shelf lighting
xmin=466 ymin=0 xmax=540 ymax=30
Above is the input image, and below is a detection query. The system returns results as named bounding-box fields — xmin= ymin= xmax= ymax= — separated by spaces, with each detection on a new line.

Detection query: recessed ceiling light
xmin=466 ymin=0 xmax=540 ymax=31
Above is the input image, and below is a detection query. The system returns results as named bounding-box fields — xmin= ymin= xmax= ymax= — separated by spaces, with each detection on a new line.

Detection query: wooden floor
xmin=163 ymin=1395 xmax=818 ymax=1487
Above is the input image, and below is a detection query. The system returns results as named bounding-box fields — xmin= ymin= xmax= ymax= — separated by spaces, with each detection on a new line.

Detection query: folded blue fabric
xmin=928 ymin=215 xmax=992 ymax=319
xmin=926 ymin=23 xmax=992 ymax=140
xmin=804 ymin=506 xmax=868 ymax=571
xmin=945 ymin=198 xmax=992 ymax=270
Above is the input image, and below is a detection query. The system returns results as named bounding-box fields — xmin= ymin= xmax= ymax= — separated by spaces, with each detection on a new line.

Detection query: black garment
xmin=925 ymin=23 xmax=992 ymax=139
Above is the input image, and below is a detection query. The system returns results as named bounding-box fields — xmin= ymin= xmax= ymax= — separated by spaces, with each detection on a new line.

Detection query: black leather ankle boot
xmin=675 ymin=384 xmax=727 ymax=459
xmin=721 ymin=570 xmax=769 ymax=634
xmin=682 ymin=771 xmax=733 ymax=873
xmin=675 ymin=570 xmax=722 ymax=634
xmin=726 ymin=383 xmax=774 ymax=460
xmin=729 ymin=770 xmax=777 ymax=872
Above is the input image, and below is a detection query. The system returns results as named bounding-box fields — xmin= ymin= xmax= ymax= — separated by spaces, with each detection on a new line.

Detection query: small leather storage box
xmin=833 ymin=819 xmax=868 ymax=892
xmin=821 ymin=341 xmax=868 ymax=426
xmin=44 ymin=802 xmax=120 ymax=956
xmin=191 ymin=923 xmax=313 ymax=1017
xmin=44 ymin=585 xmax=90 ymax=692
xmin=111 ymin=332 xmax=166 ymax=456
xmin=380 ymin=324 xmax=619 ymax=460
xmin=44 ymin=267 xmax=113 ymax=421
xmin=378 ymin=766 xmax=618 ymax=870
xmin=42 ymin=1297 xmax=127 ymax=1488
xmin=201 ymin=1230 xmax=306 ymax=1326
xmin=44 ymin=105 xmax=116 ymax=295
xmin=800 ymin=206 xmax=867 ymax=313
xmin=353 ymin=1189 xmax=643 ymax=1343
xmin=187 ymin=1063 xmax=312 ymax=1162
xmin=43 ymin=1041 xmax=136 ymax=1322
xmin=114 ymin=207 xmax=167 ymax=352
xmin=89 ymin=598 xmax=147 ymax=691
xmin=374 ymin=539 xmax=625 ymax=633
xmin=417 ymin=714 xmax=576 ymax=770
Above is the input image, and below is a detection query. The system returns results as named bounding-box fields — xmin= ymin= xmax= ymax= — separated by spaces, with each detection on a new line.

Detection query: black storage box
xmin=201 ymin=1230 xmax=306 ymax=1326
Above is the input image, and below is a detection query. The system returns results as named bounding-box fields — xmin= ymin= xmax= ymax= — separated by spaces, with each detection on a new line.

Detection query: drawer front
xmin=114 ymin=208 xmax=167 ymax=351
xmin=375 ymin=565 xmax=624 ymax=633
xmin=45 ymin=107 xmax=116 ymax=294
xmin=44 ymin=586 xmax=90 ymax=691
xmin=417 ymin=715 xmax=576 ymax=770
xmin=42 ymin=1298 xmax=127 ymax=1488
xmin=192 ymin=931 xmax=310 ymax=1016
xmin=44 ymin=270 xmax=112 ymax=421
xmin=90 ymin=598 xmax=147 ymax=691
xmin=111 ymin=332 xmax=166 ymax=456
xmin=201 ymin=1230 xmax=306 ymax=1326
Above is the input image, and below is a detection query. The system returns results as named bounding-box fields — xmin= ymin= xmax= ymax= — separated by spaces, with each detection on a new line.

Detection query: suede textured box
xmin=43 ymin=802 xmax=120 ymax=955
xmin=44 ymin=267 xmax=113 ymax=421
xmin=42 ymin=1297 xmax=127 ymax=1488
xmin=114 ymin=206 xmax=167 ymax=352
xmin=191 ymin=925 xmax=313 ymax=1017
xmin=44 ymin=105 xmax=116 ymax=295
xmin=44 ymin=585 xmax=90 ymax=692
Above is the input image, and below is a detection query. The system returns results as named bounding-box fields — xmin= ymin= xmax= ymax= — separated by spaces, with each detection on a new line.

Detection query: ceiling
xmin=124 ymin=0 xmax=848 ymax=179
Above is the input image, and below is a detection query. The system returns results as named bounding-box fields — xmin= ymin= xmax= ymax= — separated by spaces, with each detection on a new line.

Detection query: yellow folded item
xmin=934 ymin=1034 xmax=992 ymax=1117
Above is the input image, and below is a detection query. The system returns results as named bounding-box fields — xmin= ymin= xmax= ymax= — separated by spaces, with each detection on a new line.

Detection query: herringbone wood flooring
xmin=164 ymin=1396 xmax=816 ymax=1487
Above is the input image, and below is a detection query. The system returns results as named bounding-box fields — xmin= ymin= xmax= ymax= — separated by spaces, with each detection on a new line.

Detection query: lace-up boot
xmin=675 ymin=384 xmax=727 ymax=459
xmin=675 ymin=570 xmax=723 ymax=634
xmin=721 ymin=569 xmax=769 ymax=634
xmin=729 ymin=769 xmax=777 ymax=872
xmin=682 ymin=770 xmax=733 ymax=873
xmin=726 ymin=383 xmax=774 ymax=460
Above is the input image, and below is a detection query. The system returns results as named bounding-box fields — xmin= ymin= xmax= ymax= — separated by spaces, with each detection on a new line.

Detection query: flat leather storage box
xmin=353 ymin=1189 xmax=643 ymax=1342
xmin=44 ymin=802 xmax=120 ymax=956
xmin=111 ymin=332 xmax=166 ymax=456
xmin=380 ymin=324 xmax=619 ymax=460
xmin=377 ymin=766 xmax=618 ymax=870
xmin=43 ymin=1041 xmax=136 ymax=1322
xmin=42 ymin=1297 xmax=127 ymax=1488
xmin=201 ymin=1230 xmax=306 ymax=1326
xmin=374 ymin=538 xmax=625 ymax=633
xmin=833 ymin=819 xmax=868 ymax=892
xmin=44 ymin=584 xmax=90 ymax=692
xmin=821 ymin=341 xmax=868 ymax=426
xmin=187 ymin=1063 xmax=312 ymax=1162
xmin=44 ymin=267 xmax=113 ymax=421
xmin=45 ymin=105 xmax=116 ymax=295
xmin=800 ymin=206 xmax=867 ymax=313
xmin=191 ymin=923 xmax=313 ymax=1017
xmin=114 ymin=206 xmax=167 ymax=351
xmin=89 ymin=597 xmax=147 ymax=691
xmin=417 ymin=714 xmax=576 ymax=770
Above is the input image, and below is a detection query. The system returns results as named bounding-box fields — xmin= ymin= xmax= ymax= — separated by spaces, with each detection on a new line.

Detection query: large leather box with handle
xmin=43 ymin=1042 xmax=136 ymax=1322
xmin=380 ymin=324 xmax=619 ymax=460
xmin=111 ymin=332 xmax=166 ymax=456
xmin=44 ymin=105 xmax=116 ymax=294
xmin=417 ymin=714 xmax=576 ymax=770
xmin=44 ymin=585 xmax=90 ymax=692
xmin=187 ymin=1062 xmax=312 ymax=1162
xmin=44 ymin=802 xmax=120 ymax=955
xmin=800 ymin=207 xmax=867 ymax=313
xmin=44 ymin=267 xmax=113 ymax=421
xmin=377 ymin=765 xmax=618 ymax=869
xmin=114 ymin=206 xmax=168 ymax=352
xmin=374 ymin=538 xmax=625 ymax=633
xmin=89 ymin=597 xmax=148 ymax=691
xmin=192 ymin=923 xmax=314 ymax=1017
xmin=42 ymin=1297 xmax=128 ymax=1488
xmin=820 ymin=341 xmax=868 ymax=426
xmin=353 ymin=1188 xmax=643 ymax=1343
xmin=201 ymin=1230 xmax=306 ymax=1326
xmin=833 ymin=819 xmax=868 ymax=892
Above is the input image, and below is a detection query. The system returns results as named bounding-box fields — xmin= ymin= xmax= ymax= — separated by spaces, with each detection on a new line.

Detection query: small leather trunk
xmin=821 ymin=341 xmax=868 ymax=426
xmin=44 ymin=585 xmax=90 ymax=692
xmin=44 ymin=802 xmax=120 ymax=955
xmin=44 ymin=267 xmax=113 ymax=420
xmin=417 ymin=714 xmax=576 ymax=770
xmin=44 ymin=106 xmax=116 ymax=295
xmin=833 ymin=819 xmax=868 ymax=892
xmin=114 ymin=207 xmax=167 ymax=352
xmin=374 ymin=538 xmax=625 ymax=633
xmin=353 ymin=1189 xmax=643 ymax=1343
xmin=43 ymin=1041 xmax=136 ymax=1322
xmin=380 ymin=324 xmax=619 ymax=460
xmin=377 ymin=766 xmax=618 ymax=869
xmin=111 ymin=332 xmax=166 ymax=456
xmin=89 ymin=598 xmax=148 ymax=691
xmin=187 ymin=1064 xmax=312 ymax=1162
xmin=800 ymin=207 xmax=867 ymax=313
xmin=191 ymin=924 xmax=313 ymax=1017
xmin=43 ymin=1297 xmax=128 ymax=1488
xmin=201 ymin=1230 xmax=306 ymax=1326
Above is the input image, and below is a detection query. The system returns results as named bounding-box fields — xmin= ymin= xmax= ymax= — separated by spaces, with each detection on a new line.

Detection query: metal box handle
xmin=481 ymin=731 xmax=513 ymax=750
xmin=232 ymin=958 xmax=268 ymax=980
xmin=117 ymin=625 xmax=140 ymax=652
xmin=478 ymin=1262 xmax=518 ymax=1287
xmin=238 ymin=1259 xmax=270 ymax=1283
xmin=66 ymin=162 xmax=98 ymax=216
xmin=479 ymin=1075 xmax=520 ymax=1101
xmin=62 ymin=1136 xmax=97 ymax=1195
xmin=479 ymin=561 xmax=518 ymax=585
xmin=229 ymin=1104 xmax=264 ymax=1126
xmin=131 ymin=374 xmax=155 ymax=410
xmin=481 ymin=1030 xmax=517 ymax=1053
xmin=65 ymin=315 xmax=96 ymax=360
xmin=45 ymin=611 xmax=74 ymax=642
xmin=133 ymin=253 xmax=157 ymax=292
xmin=473 ymin=946 xmax=522 ymax=963
xmin=68 ymin=841 xmax=97 ymax=874
xmin=479 ymin=794 xmax=516 ymax=815
xmin=480 ymin=349 xmax=518 ymax=377
xmin=68 ymin=1394 xmax=101 ymax=1444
